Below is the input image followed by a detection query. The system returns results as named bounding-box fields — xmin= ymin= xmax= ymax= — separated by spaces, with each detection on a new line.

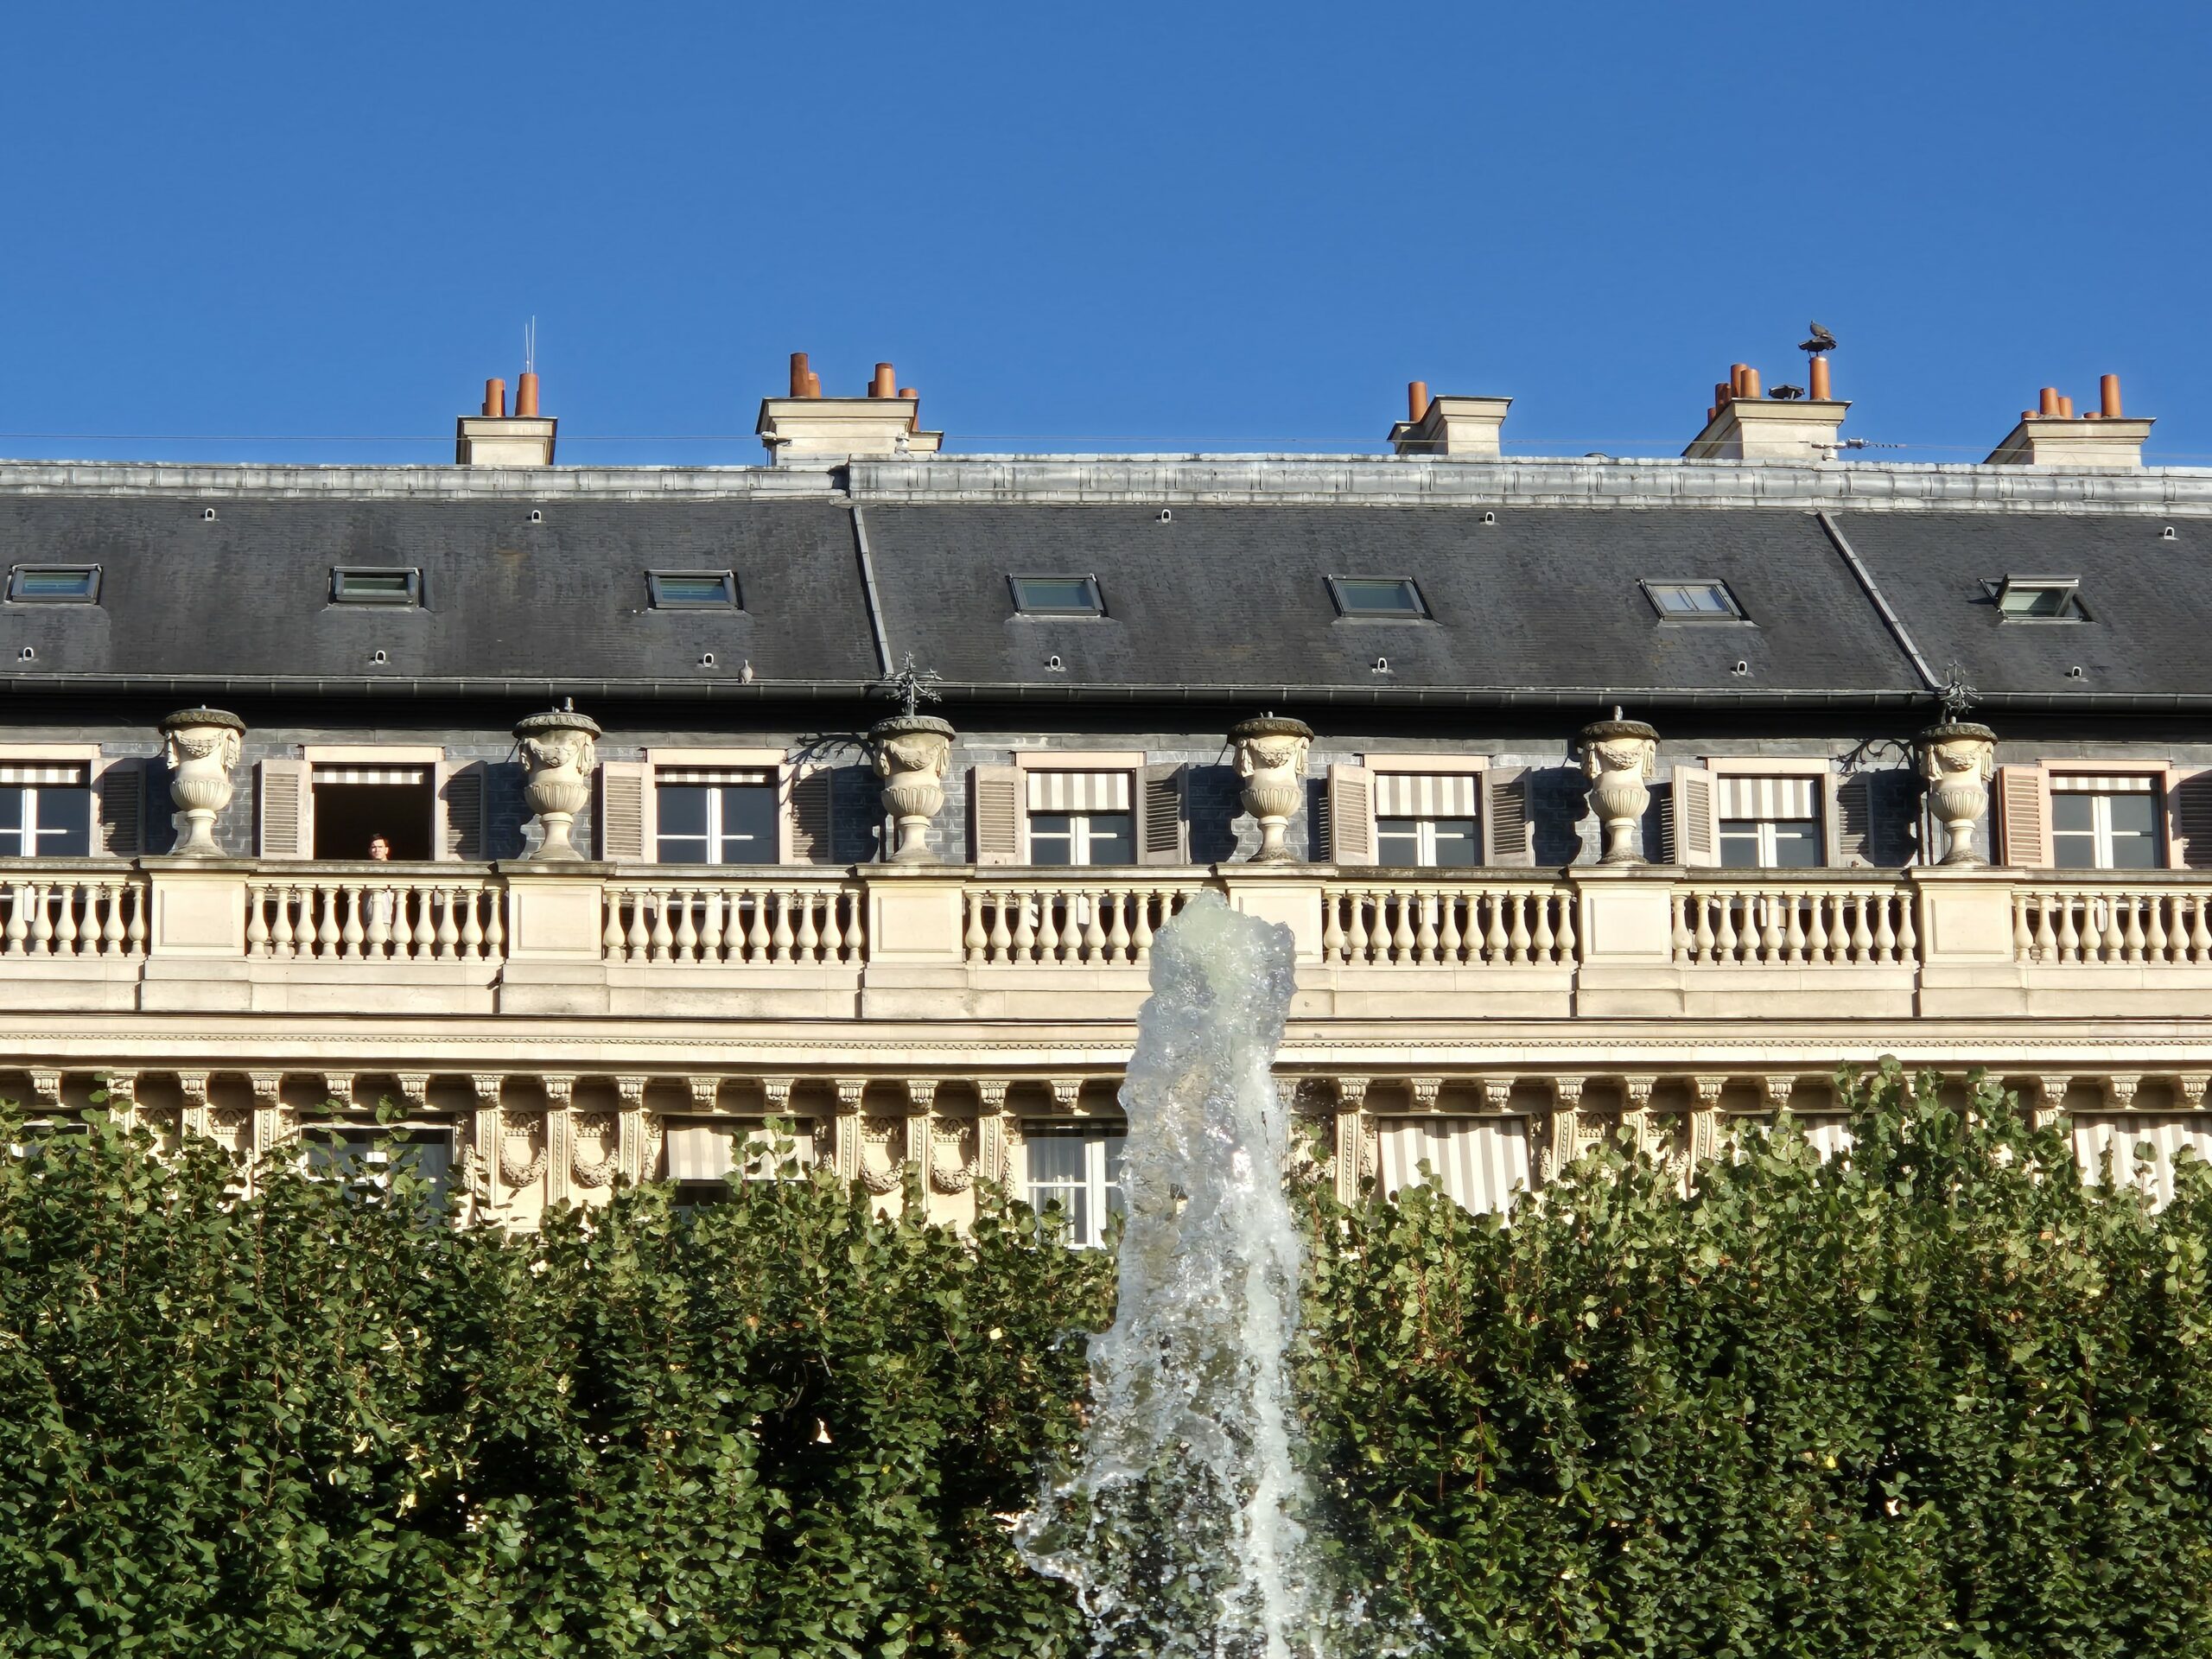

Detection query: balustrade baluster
xmin=2146 ymin=894 xmax=2170 ymax=963
xmin=738 ymin=891 xmax=766 ymax=961
xmin=460 ymin=887 xmax=486 ymax=959
xmin=963 ymin=893 xmax=987 ymax=961
xmin=696 ymin=889 xmax=724 ymax=963
xmin=1478 ymin=888 xmax=1506 ymax=963
xmin=28 ymin=886 xmax=54 ymax=956
xmin=673 ymin=891 xmax=701 ymax=963
xmin=94 ymin=882 xmax=120 ymax=957
xmin=54 ymin=887 xmax=79 ymax=957
xmin=1785 ymin=891 xmax=1809 ymax=963
xmin=2193 ymin=894 xmax=2212 ymax=963
xmin=1848 ymin=893 xmax=1874 ymax=963
xmin=619 ymin=888 xmax=646 ymax=963
xmin=1074 ymin=890 xmax=1103 ymax=961
xmin=1132 ymin=891 xmax=1159 ymax=963
xmin=601 ymin=893 xmax=625 ymax=958
xmin=1554 ymin=893 xmax=1577 ymax=963
xmin=1497 ymin=890 xmax=1525 ymax=963
xmin=1432 ymin=892 xmax=1459 ymax=963
xmin=2098 ymin=893 xmax=2124 ymax=962
xmin=1009 ymin=892 xmax=1036 ymax=962
xmin=1757 ymin=892 xmax=1783 ymax=963
xmin=2121 ymin=893 xmax=2147 ymax=963
xmin=1412 ymin=893 xmax=1438 ymax=963
xmin=981 ymin=891 xmax=1009 ymax=962
xmin=798 ymin=891 xmax=823 ymax=962
xmin=824 ymin=890 xmax=852 ymax=961
xmin=1530 ymin=891 xmax=1555 ymax=964
xmin=1669 ymin=893 xmax=1693 ymax=962
xmin=1713 ymin=894 xmax=1738 ymax=963
xmin=335 ymin=886 xmax=362 ymax=959
xmin=1320 ymin=891 xmax=1345 ymax=963
xmin=764 ymin=891 xmax=793 ymax=963
xmin=1382 ymin=890 xmax=1410 ymax=963
xmin=1105 ymin=891 xmax=1132 ymax=963
xmin=1689 ymin=893 xmax=1713 ymax=963
xmin=242 ymin=884 xmax=269 ymax=957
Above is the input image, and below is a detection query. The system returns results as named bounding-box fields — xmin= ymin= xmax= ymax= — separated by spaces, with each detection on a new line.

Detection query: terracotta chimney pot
xmin=1808 ymin=357 xmax=1832 ymax=401
xmin=1740 ymin=366 xmax=1763 ymax=399
xmin=515 ymin=372 xmax=540 ymax=417
xmin=482 ymin=378 xmax=506 ymax=419
xmin=871 ymin=362 xmax=897 ymax=399
xmin=2101 ymin=373 xmax=2123 ymax=418
xmin=2039 ymin=386 xmax=2062 ymax=416
xmin=790 ymin=352 xmax=811 ymax=397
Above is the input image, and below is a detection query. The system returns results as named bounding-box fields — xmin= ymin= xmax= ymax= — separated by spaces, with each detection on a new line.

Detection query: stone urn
xmin=869 ymin=714 xmax=954 ymax=863
xmin=513 ymin=709 xmax=602 ymax=861
xmin=159 ymin=707 xmax=245 ymax=857
xmin=1229 ymin=715 xmax=1314 ymax=862
xmin=1916 ymin=721 xmax=1996 ymax=866
xmin=1576 ymin=717 xmax=1659 ymax=865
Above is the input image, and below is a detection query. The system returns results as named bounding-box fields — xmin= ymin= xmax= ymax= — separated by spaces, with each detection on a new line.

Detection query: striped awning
xmin=2074 ymin=1116 xmax=2212 ymax=1211
xmin=1376 ymin=1117 xmax=1530 ymax=1216
xmin=0 ymin=765 xmax=85 ymax=785
xmin=314 ymin=766 xmax=428 ymax=785
xmin=1717 ymin=774 xmax=1819 ymax=819
xmin=1373 ymin=773 xmax=1478 ymax=817
xmin=1026 ymin=770 xmax=1131 ymax=812
xmin=2051 ymin=774 xmax=2158 ymax=793
xmin=658 ymin=768 xmax=773 ymax=786
xmin=664 ymin=1119 xmax=817 ymax=1183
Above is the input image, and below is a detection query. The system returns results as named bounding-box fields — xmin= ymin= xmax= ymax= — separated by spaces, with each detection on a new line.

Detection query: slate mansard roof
xmin=3 ymin=454 xmax=2211 ymax=709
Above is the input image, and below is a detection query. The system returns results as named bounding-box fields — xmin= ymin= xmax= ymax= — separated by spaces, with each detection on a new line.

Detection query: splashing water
xmin=1019 ymin=892 xmax=1331 ymax=1658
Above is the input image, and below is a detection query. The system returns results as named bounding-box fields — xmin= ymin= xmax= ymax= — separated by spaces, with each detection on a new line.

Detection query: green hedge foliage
xmin=2 ymin=1066 xmax=2209 ymax=1657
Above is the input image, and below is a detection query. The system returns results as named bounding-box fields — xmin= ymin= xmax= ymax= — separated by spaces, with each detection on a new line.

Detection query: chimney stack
xmin=456 ymin=365 xmax=556 ymax=467
xmin=1389 ymin=382 xmax=1510 ymax=457
xmin=1986 ymin=373 xmax=2152 ymax=466
xmin=1685 ymin=355 xmax=1847 ymax=460
xmin=757 ymin=353 xmax=943 ymax=461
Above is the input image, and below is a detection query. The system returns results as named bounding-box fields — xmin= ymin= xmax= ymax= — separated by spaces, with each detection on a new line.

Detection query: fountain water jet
xmin=1019 ymin=892 xmax=1332 ymax=1658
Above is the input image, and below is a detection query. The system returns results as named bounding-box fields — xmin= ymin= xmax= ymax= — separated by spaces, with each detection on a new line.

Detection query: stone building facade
xmin=5 ymin=365 xmax=2211 ymax=1228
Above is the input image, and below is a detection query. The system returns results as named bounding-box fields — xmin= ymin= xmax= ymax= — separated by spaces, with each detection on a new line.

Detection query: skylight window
xmin=1010 ymin=575 xmax=1105 ymax=616
xmin=1643 ymin=579 xmax=1745 ymax=621
xmin=647 ymin=570 xmax=741 ymax=609
xmin=1326 ymin=576 xmax=1429 ymax=620
xmin=330 ymin=568 xmax=422 ymax=607
xmin=6 ymin=565 xmax=100 ymax=604
xmin=1995 ymin=575 xmax=2088 ymax=620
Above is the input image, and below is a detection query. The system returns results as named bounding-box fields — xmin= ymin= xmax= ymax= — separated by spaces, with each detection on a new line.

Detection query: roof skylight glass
xmin=330 ymin=568 xmax=422 ymax=606
xmin=1643 ymin=579 xmax=1744 ymax=620
xmin=648 ymin=570 xmax=741 ymax=609
xmin=1010 ymin=575 xmax=1105 ymax=616
xmin=7 ymin=565 xmax=100 ymax=604
xmin=1996 ymin=575 xmax=2088 ymax=620
xmin=1326 ymin=575 xmax=1429 ymax=620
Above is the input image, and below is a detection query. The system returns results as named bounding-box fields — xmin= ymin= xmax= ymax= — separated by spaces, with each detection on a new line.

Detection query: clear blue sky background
xmin=3 ymin=3 xmax=2206 ymax=467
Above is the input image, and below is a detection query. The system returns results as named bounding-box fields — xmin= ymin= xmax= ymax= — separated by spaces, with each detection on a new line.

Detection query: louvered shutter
xmin=439 ymin=760 xmax=485 ymax=861
xmin=2168 ymin=768 xmax=2212 ymax=869
xmin=1139 ymin=762 xmax=1188 ymax=865
xmin=1669 ymin=764 xmax=1718 ymax=867
xmin=786 ymin=766 xmax=833 ymax=863
xmin=969 ymin=765 xmax=1022 ymax=865
xmin=257 ymin=759 xmax=313 ymax=859
xmin=1996 ymin=765 xmax=2051 ymax=868
xmin=96 ymin=760 xmax=143 ymax=857
xmin=1325 ymin=763 xmax=1375 ymax=865
xmin=1481 ymin=767 xmax=1535 ymax=865
xmin=596 ymin=762 xmax=652 ymax=862
xmin=1827 ymin=769 xmax=1867 ymax=866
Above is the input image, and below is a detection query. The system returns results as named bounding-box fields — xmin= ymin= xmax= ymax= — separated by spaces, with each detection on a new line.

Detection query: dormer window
xmin=8 ymin=565 xmax=100 ymax=604
xmin=1643 ymin=579 xmax=1745 ymax=621
xmin=1010 ymin=575 xmax=1105 ymax=617
xmin=330 ymin=568 xmax=422 ymax=607
xmin=1995 ymin=575 xmax=2088 ymax=620
xmin=647 ymin=570 xmax=740 ymax=609
xmin=1327 ymin=576 xmax=1428 ymax=620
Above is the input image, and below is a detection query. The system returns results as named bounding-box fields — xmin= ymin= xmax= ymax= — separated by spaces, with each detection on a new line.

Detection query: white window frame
xmin=651 ymin=773 xmax=780 ymax=865
xmin=1689 ymin=758 xmax=1835 ymax=869
xmin=2049 ymin=775 xmax=2164 ymax=870
xmin=641 ymin=748 xmax=814 ymax=865
xmin=1021 ymin=1119 xmax=1126 ymax=1249
xmin=1013 ymin=752 xmax=1143 ymax=867
xmin=1363 ymin=758 xmax=1485 ymax=869
xmin=0 ymin=744 xmax=127 ymax=858
xmin=300 ymin=745 xmax=449 ymax=862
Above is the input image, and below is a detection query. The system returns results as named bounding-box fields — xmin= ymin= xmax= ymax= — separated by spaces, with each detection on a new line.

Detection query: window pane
xmin=0 ymin=787 xmax=24 ymax=856
xmin=1720 ymin=823 xmax=1762 ymax=868
xmin=1101 ymin=1128 xmax=1128 ymax=1223
xmin=658 ymin=786 xmax=709 ymax=835
xmin=650 ymin=572 xmax=735 ymax=607
xmin=1331 ymin=577 xmax=1426 ymax=618
xmin=10 ymin=567 xmax=98 ymax=601
xmin=1030 ymin=814 xmax=1074 ymax=866
xmin=715 ymin=785 xmax=779 ymax=864
xmin=2106 ymin=792 xmax=2159 ymax=838
xmin=1999 ymin=583 xmax=2076 ymax=618
xmin=1646 ymin=581 xmax=1741 ymax=620
xmin=1429 ymin=818 xmax=1478 ymax=868
xmin=1770 ymin=820 xmax=1821 ymax=868
xmin=2050 ymin=793 xmax=2095 ymax=832
xmin=333 ymin=569 xmax=417 ymax=603
xmin=2109 ymin=833 xmax=2160 ymax=870
xmin=1376 ymin=821 xmax=1421 ymax=865
xmin=1081 ymin=812 xmax=1135 ymax=868
xmin=2052 ymin=830 xmax=2098 ymax=868
xmin=1011 ymin=576 xmax=1103 ymax=615
xmin=33 ymin=788 xmax=90 ymax=857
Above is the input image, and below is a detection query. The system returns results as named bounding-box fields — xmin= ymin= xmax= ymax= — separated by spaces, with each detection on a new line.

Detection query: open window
xmin=1992 ymin=575 xmax=2089 ymax=621
xmin=256 ymin=751 xmax=474 ymax=861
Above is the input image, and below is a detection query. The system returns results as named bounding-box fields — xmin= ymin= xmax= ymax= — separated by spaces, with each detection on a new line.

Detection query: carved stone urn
xmin=1229 ymin=715 xmax=1314 ymax=862
xmin=158 ymin=707 xmax=245 ymax=857
xmin=1916 ymin=720 xmax=1996 ymax=866
xmin=513 ymin=709 xmax=602 ymax=861
xmin=1576 ymin=717 xmax=1659 ymax=865
xmin=869 ymin=714 xmax=954 ymax=863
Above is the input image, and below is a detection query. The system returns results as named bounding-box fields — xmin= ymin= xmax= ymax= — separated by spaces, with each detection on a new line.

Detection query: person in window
xmin=363 ymin=835 xmax=397 ymax=945
xmin=367 ymin=836 xmax=391 ymax=862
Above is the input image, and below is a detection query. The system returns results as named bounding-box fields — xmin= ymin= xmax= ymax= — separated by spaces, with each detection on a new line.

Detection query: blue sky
xmin=3 ymin=3 xmax=2205 ymax=466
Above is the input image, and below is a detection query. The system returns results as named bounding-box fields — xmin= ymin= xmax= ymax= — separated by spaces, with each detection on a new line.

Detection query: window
xmin=664 ymin=1117 xmax=816 ymax=1200
xmin=1024 ymin=1122 xmax=1126 ymax=1249
xmin=330 ymin=568 xmax=423 ymax=606
xmin=1643 ymin=580 xmax=1745 ymax=621
xmin=1994 ymin=575 xmax=2088 ymax=620
xmin=655 ymin=771 xmax=778 ymax=864
xmin=647 ymin=570 xmax=740 ymax=609
xmin=2051 ymin=776 xmax=2160 ymax=869
xmin=1009 ymin=575 xmax=1105 ymax=617
xmin=310 ymin=765 xmax=433 ymax=860
xmin=1326 ymin=575 xmax=1428 ymax=620
xmin=1717 ymin=774 xmax=1821 ymax=868
xmin=302 ymin=1125 xmax=454 ymax=1207
xmin=1025 ymin=769 xmax=1134 ymax=866
xmin=0 ymin=765 xmax=91 ymax=856
xmin=7 ymin=565 xmax=99 ymax=604
xmin=1376 ymin=1117 xmax=1531 ymax=1215
xmin=1373 ymin=773 xmax=1480 ymax=867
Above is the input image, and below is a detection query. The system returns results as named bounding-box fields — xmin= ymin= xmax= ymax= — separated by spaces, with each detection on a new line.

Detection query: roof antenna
xmin=524 ymin=316 xmax=537 ymax=376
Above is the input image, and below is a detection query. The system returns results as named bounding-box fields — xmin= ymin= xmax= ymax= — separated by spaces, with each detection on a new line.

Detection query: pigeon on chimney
xmin=1800 ymin=321 xmax=1838 ymax=355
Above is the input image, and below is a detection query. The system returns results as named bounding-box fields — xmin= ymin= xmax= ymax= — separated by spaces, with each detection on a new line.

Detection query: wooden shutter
xmin=95 ymin=760 xmax=143 ymax=857
xmin=969 ymin=765 xmax=1022 ymax=865
xmin=2168 ymin=767 xmax=2212 ymax=869
xmin=1996 ymin=764 xmax=2051 ymax=868
xmin=1669 ymin=764 xmax=1718 ymax=867
xmin=786 ymin=766 xmax=833 ymax=863
xmin=596 ymin=761 xmax=652 ymax=862
xmin=257 ymin=759 xmax=313 ymax=859
xmin=1139 ymin=762 xmax=1188 ymax=865
xmin=439 ymin=760 xmax=485 ymax=861
xmin=1481 ymin=767 xmax=1534 ymax=865
xmin=1827 ymin=769 xmax=1867 ymax=867
xmin=1326 ymin=763 xmax=1375 ymax=865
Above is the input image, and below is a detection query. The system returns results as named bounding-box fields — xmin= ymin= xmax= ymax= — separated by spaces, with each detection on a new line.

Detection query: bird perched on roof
xmin=1801 ymin=321 xmax=1837 ymax=355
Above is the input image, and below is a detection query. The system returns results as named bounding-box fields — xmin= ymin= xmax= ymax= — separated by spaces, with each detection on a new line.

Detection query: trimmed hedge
xmin=1 ymin=1066 xmax=2209 ymax=1656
